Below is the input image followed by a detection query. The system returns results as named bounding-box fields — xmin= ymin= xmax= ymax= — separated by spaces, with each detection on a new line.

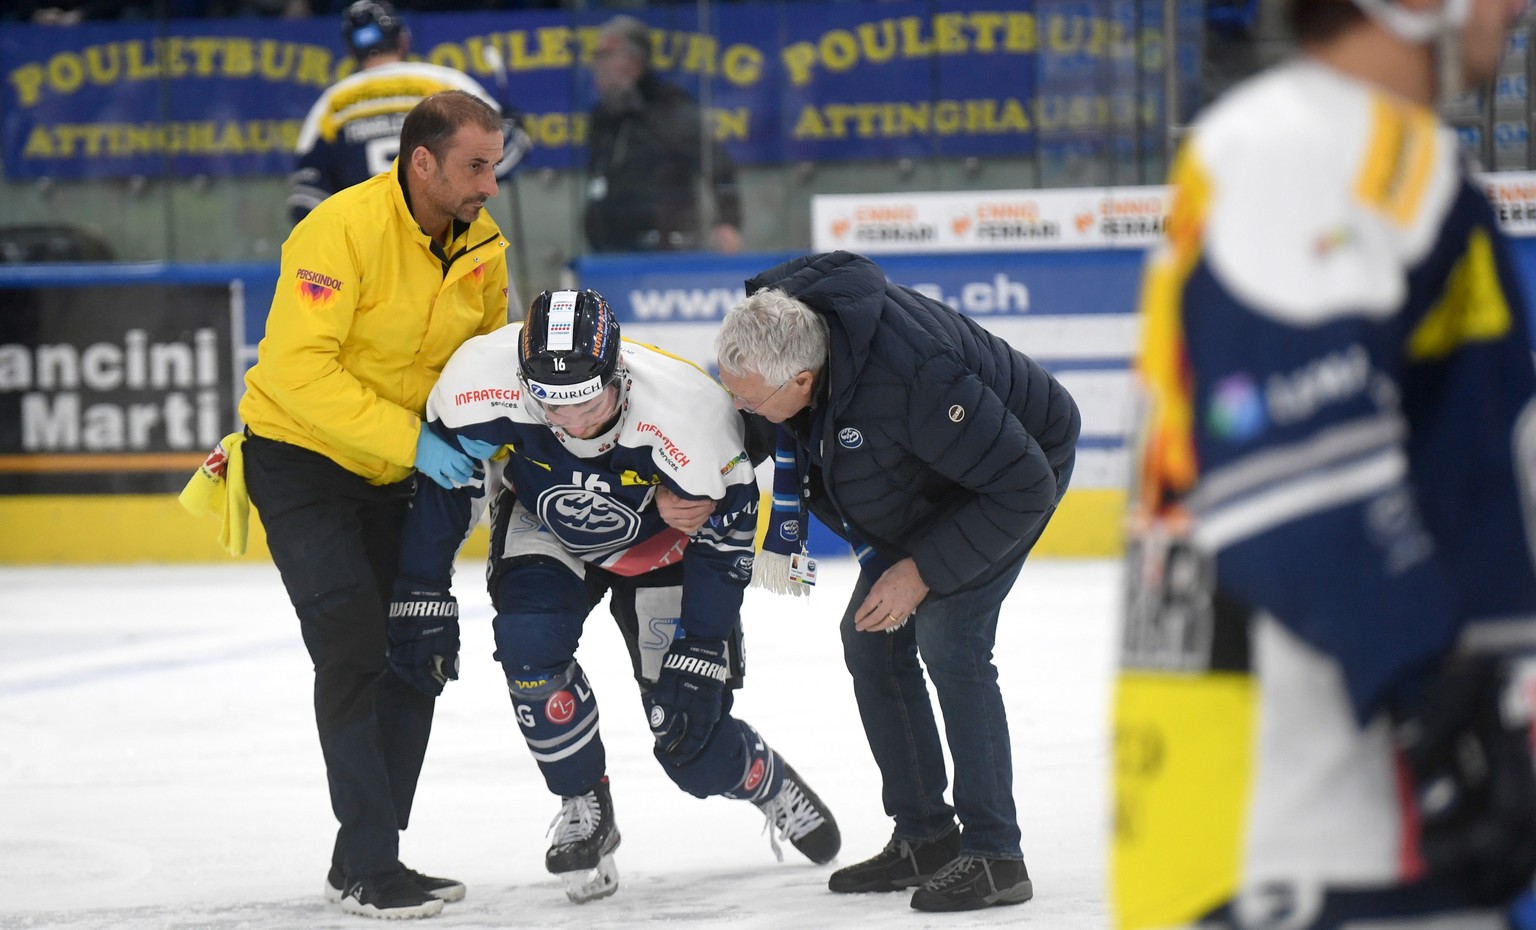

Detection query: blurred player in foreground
xmin=1115 ymin=0 xmax=1536 ymax=925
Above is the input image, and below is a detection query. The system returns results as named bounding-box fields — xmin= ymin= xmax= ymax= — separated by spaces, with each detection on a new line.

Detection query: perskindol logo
xmin=636 ymin=420 xmax=690 ymax=469
xmin=454 ymin=387 xmax=520 ymax=406
xmin=295 ymin=267 xmax=342 ymax=309
xmin=295 ymin=268 xmax=343 ymax=291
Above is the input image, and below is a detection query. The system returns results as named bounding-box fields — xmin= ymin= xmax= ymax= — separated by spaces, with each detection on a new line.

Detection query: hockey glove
xmin=386 ymin=582 xmax=461 ymax=697
xmin=647 ymin=637 xmax=729 ymax=764
xmin=1394 ymin=655 xmax=1536 ymax=904
xmin=414 ymin=427 xmax=474 ymax=490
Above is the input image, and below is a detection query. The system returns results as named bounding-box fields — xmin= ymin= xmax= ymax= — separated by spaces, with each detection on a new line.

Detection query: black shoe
xmin=909 ymin=855 xmax=1033 ymax=912
xmin=326 ymin=863 xmax=465 ymax=904
xmin=755 ymin=762 xmax=841 ymax=865
xmin=338 ymin=869 xmax=444 ymax=919
xmin=399 ymin=866 xmax=465 ymax=903
xmin=828 ymin=826 xmax=960 ymax=893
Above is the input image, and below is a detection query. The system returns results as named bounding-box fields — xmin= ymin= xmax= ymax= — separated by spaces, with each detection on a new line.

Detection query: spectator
xmin=583 ymin=14 xmax=742 ymax=254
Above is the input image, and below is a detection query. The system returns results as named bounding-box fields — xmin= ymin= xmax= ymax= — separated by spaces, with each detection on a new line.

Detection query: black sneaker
xmin=326 ymin=863 xmax=465 ymax=904
xmin=338 ymin=869 xmax=444 ymax=919
xmin=399 ymin=866 xmax=465 ymax=904
xmin=828 ymin=825 xmax=960 ymax=893
xmin=755 ymin=763 xmax=841 ymax=865
xmin=909 ymin=855 xmax=1033 ymax=912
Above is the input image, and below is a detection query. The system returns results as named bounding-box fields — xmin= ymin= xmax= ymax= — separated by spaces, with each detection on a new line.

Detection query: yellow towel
xmin=178 ymin=432 xmax=251 ymax=557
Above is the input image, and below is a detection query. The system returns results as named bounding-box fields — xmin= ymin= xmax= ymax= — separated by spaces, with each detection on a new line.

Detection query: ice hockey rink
xmin=0 ymin=556 xmax=1118 ymax=929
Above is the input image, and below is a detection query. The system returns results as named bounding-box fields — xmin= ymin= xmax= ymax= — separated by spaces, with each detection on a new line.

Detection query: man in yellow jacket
xmin=240 ymin=89 xmax=510 ymax=921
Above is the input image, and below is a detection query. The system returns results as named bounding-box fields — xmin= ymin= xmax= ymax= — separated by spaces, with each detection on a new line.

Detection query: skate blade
xmin=559 ymin=854 xmax=619 ymax=904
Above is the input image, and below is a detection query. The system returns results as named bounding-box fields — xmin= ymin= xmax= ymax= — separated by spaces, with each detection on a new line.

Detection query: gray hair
xmin=599 ymin=15 xmax=651 ymax=68
xmin=716 ymin=288 xmax=828 ymax=385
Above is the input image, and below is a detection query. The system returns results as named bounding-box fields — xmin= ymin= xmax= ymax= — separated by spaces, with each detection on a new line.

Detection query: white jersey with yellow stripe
xmin=1115 ymin=59 xmax=1536 ymax=929
xmin=398 ymin=326 xmax=759 ymax=642
xmin=287 ymin=61 xmax=505 ymax=223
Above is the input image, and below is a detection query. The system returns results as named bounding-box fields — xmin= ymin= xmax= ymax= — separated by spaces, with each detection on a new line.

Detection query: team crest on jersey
xmin=731 ymin=555 xmax=754 ymax=581
xmin=838 ymin=427 xmax=863 ymax=449
xmin=535 ymin=484 xmax=642 ymax=554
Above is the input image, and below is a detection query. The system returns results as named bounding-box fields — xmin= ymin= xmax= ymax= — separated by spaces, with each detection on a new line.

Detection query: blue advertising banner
xmin=572 ymin=247 xmax=1143 ymax=556
xmin=0 ymin=0 xmax=1175 ymax=180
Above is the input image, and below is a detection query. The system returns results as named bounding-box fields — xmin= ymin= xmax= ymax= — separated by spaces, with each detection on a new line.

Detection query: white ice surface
xmin=0 ymin=558 xmax=1118 ymax=929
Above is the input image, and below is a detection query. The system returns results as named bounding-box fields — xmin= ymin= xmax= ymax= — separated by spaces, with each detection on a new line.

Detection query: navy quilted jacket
xmin=746 ymin=251 xmax=1081 ymax=595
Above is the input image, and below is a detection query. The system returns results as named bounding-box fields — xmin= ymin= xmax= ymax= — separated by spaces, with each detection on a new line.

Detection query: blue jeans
xmin=839 ymin=555 xmax=1028 ymax=860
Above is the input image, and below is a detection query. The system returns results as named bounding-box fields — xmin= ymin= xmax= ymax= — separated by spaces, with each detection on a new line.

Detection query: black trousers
xmin=243 ymin=432 xmax=434 ymax=880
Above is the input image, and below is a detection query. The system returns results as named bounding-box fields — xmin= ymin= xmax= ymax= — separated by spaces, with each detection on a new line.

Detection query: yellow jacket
xmin=240 ymin=161 xmax=510 ymax=485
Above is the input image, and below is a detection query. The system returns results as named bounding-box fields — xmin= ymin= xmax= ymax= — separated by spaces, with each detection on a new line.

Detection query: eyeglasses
xmin=727 ymin=374 xmax=795 ymax=415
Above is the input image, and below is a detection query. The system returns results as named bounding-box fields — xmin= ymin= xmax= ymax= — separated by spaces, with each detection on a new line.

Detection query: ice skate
xmin=755 ymin=762 xmax=841 ymax=864
xmin=545 ymin=775 xmax=621 ymax=903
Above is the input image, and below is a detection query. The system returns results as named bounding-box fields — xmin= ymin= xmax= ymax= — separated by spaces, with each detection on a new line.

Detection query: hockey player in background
xmin=1115 ymin=0 xmax=1536 ymax=924
xmin=387 ymin=288 xmax=841 ymax=903
xmin=287 ymin=0 xmax=530 ymax=225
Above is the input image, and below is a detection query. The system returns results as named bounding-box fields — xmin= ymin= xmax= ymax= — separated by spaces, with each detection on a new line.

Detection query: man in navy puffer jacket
xmin=713 ymin=251 xmax=1080 ymax=912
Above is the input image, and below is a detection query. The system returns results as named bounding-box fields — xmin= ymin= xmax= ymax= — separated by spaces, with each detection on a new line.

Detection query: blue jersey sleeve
xmin=676 ymin=478 xmax=760 ymax=640
xmin=396 ymin=420 xmax=492 ymax=589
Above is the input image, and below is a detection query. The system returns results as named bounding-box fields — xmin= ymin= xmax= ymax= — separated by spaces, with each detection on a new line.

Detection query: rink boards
xmin=0 ymin=250 xmax=1138 ymax=562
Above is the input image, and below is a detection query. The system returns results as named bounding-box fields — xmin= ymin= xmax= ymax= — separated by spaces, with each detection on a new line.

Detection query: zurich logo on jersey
xmin=838 ymin=427 xmax=863 ymax=449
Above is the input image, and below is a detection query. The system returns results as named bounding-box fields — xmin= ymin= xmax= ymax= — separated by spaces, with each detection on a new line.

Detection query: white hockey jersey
xmin=397 ymin=327 xmax=759 ymax=640
xmin=287 ymin=61 xmax=511 ymax=224
xmin=1114 ymin=60 xmax=1536 ymax=927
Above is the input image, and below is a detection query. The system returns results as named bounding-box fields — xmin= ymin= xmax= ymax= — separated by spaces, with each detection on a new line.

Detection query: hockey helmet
xmin=519 ymin=289 xmax=622 ymax=405
xmin=342 ymin=0 xmax=405 ymax=62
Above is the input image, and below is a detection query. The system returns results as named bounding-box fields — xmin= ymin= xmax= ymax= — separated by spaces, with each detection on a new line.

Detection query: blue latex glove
xmin=457 ymin=435 xmax=500 ymax=460
xmin=414 ymin=428 xmax=474 ymax=489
